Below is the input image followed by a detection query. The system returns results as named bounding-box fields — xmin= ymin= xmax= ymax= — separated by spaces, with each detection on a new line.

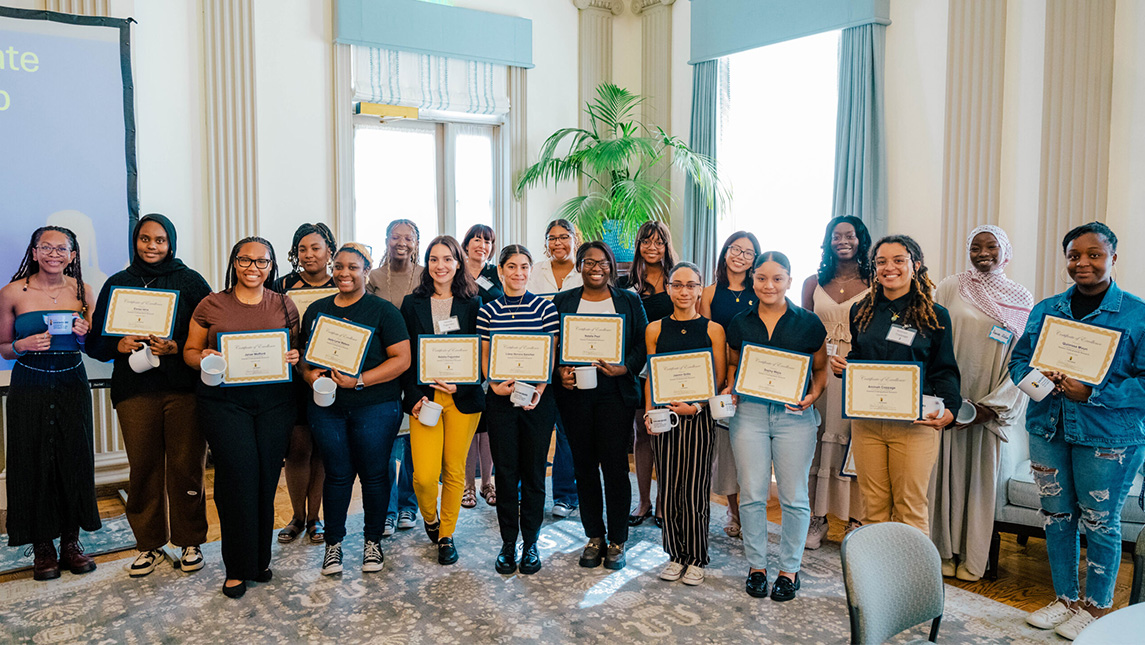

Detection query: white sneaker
xmin=659 ymin=561 xmax=685 ymax=581
xmin=552 ymin=502 xmax=576 ymax=518
xmin=805 ymin=515 xmax=828 ymax=550
xmin=321 ymin=542 xmax=344 ymax=576
xmin=362 ymin=540 xmax=384 ymax=573
xmin=681 ymin=565 xmax=705 ymax=586
xmin=179 ymin=546 xmax=204 ymax=572
xmin=1054 ymin=609 xmax=1096 ymax=641
xmin=129 ymin=548 xmax=166 ymax=577
xmin=1027 ymin=599 xmax=1076 ymax=630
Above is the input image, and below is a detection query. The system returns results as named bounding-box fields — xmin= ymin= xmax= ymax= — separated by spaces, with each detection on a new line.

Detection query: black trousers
xmin=485 ymin=390 xmax=556 ymax=545
xmin=557 ymin=387 xmax=631 ymax=545
xmin=198 ymin=384 xmax=293 ymax=581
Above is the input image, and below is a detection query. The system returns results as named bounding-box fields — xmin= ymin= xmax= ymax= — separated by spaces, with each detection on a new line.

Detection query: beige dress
xmin=808 ymin=285 xmax=865 ymax=520
xmin=929 ymin=276 xmax=1028 ymax=577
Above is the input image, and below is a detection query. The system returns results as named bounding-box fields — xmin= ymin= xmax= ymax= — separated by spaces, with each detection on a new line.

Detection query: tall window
xmin=717 ymin=30 xmax=840 ymax=283
xmin=353 ymin=116 xmax=500 ymax=255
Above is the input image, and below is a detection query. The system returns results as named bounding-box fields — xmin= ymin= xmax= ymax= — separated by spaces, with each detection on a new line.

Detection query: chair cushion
xmin=1007 ymin=459 xmax=1145 ymax=525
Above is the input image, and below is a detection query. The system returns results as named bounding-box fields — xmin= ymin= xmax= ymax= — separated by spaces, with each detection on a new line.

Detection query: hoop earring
xmin=1058 ymin=266 xmax=1071 ymax=285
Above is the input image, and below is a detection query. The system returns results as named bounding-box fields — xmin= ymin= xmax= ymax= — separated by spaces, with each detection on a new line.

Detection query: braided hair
xmin=287 ymin=222 xmax=336 ymax=272
xmin=224 ymin=236 xmax=280 ymax=292
xmin=853 ymin=235 xmax=942 ymax=333
xmin=381 ymin=219 xmax=421 ymax=268
xmin=817 ymin=215 xmax=872 ymax=285
xmin=12 ymin=226 xmax=88 ymax=315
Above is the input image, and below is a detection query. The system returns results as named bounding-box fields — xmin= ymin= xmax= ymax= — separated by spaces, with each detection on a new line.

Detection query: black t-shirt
xmin=301 ymin=292 xmax=410 ymax=407
xmin=1069 ymin=284 xmax=1109 ymax=321
xmin=726 ymin=298 xmax=827 ymax=355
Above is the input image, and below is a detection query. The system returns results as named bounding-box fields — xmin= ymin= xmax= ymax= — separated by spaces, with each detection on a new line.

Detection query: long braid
xmin=12 ymin=226 xmax=87 ymax=315
xmin=905 ymin=264 xmax=941 ymax=332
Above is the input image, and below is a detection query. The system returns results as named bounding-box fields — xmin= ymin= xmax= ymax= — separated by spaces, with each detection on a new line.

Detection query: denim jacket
xmin=1008 ymin=282 xmax=1145 ymax=447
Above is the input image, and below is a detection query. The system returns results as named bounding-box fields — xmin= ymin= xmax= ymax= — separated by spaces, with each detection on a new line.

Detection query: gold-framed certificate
xmin=1029 ymin=315 xmax=1122 ymax=386
xmin=488 ymin=333 xmax=553 ymax=383
xmin=842 ymin=361 xmax=922 ymax=421
xmin=304 ymin=314 xmax=374 ymax=377
xmin=648 ymin=349 xmax=716 ymax=405
xmin=418 ymin=335 xmax=481 ymax=384
xmin=218 ymin=329 xmax=292 ymax=386
xmin=102 ymin=287 xmax=179 ymax=337
xmin=560 ymin=314 xmax=624 ymax=365
xmin=733 ymin=343 xmax=812 ymax=406
xmin=286 ymin=287 xmax=339 ymax=320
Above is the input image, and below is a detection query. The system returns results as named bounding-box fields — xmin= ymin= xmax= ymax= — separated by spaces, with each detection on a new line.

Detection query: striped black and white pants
xmin=651 ymin=409 xmax=716 ymax=567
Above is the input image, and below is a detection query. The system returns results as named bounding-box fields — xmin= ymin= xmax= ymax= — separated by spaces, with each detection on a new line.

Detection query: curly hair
xmin=817 ymin=215 xmax=872 ymax=285
xmin=287 ymin=222 xmax=336 ymax=272
xmin=852 ymin=235 xmax=942 ymax=333
xmin=12 ymin=226 xmax=88 ymax=315
xmin=714 ymin=231 xmax=761 ymax=289
xmin=629 ymin=221 xmax=677 ymax=297
xmin=413 ymin=235 xmax=478 ymax=299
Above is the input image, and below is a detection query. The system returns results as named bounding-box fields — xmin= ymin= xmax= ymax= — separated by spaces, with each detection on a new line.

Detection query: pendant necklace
xmin=505 ymin=294 xmax=526 ymax=318
xmin=729 ymin=288 xmax=745 ymax=303
xmin=24 ymin=276 xmax=65 ymax=304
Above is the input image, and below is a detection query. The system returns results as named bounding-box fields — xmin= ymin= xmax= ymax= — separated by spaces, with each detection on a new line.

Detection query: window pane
xmin=354 ymin=124 xmax=438 ymax=256
xmin=454 ymin=124 xmax=495 ymax=241
xmin=717 ymin=30 xmax=840 ymax=283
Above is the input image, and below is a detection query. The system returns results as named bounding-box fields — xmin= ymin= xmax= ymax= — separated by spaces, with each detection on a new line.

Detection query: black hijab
xmin=126 ymin=213 xmax=188 ymax=278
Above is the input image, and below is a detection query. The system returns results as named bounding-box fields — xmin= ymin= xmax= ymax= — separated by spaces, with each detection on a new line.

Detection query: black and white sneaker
xmin=382 ymin=517 xmax=396 ymax=538
xmin=362 ymin=540 xmax=384 ymax=573
xmin=397 ymin=510 xmax=417 ymax=530
xmin=129 ymin=548 xmax=166 ymax=577
xmin=179 ymin=546 xmax=204 ymax=572
xmin=321 ymin=542 xmax=344 ymax=576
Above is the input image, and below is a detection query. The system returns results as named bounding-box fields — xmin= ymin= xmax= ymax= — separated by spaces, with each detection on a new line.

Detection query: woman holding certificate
xmin=462 ymin=224 xmax=501 ymax=508
xmin=0 ymin=226 xmax=100 ymax=581
xmin=553 ymin=241 xmax=648 ymax=570
xmin=644 ymin=261 xmax=726 ymax=586
xmin=299 ymin=243 xmax=411 ymax=577
xmin=185 ymin=237 xmax=300 ymax=598
xmin=1008 ymin=222 xmax=1145 ymax=641
xmin=829 ymin=235 xmax=960 ymax=538
xmin=87 ymin=214 xmax=213 ymax=577
xmin=723 ymin=251 xmax=828 ymax=601
xmin=401 ymin=236 xmax=484 ymax=565
xmin=477 ymin=245 xmax=561 ymax=575
xmin=931 ymin=225 xmax=1032 ymax=583
xmin=272 ymin=222 xmax=337 ymax=546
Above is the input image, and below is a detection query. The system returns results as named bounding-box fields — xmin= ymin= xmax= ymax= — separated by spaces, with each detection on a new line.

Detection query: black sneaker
xmin=495 ymin=542 xmax=517 ymax=574
xmin=425 ymin=519 xmax=440 ymax=544
xmin=770 ymin=573 xmax=800 ymax=602
xmin=579 ymin=538 xmax=605 ymax=568
xmin=362 ymin=540 xmax=385 ymax=573
xmin=438 ymin=537 xmax=458 ymax=565
xmin=519 ymin=543 xmax=541 ymax=575
xmin=603 ymin=543 xmax=626 ymax=570
xmin=745 ymin=571 xmax=768 ymax=598
xmin=321 ymin=542 xmax=344 ymax=576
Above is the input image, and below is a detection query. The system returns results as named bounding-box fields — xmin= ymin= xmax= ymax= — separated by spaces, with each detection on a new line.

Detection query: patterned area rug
xmin=0 ymin=514 xmax=135 ymax=575
xmin=0 ymin=486 xmax=1058 ymax=644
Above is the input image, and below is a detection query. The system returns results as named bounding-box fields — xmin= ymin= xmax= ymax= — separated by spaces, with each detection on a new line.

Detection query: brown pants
xmin=116 ymin=391 xmax=208 ymax=550
xmin=850 ymin=418 xmax=941 ymax=535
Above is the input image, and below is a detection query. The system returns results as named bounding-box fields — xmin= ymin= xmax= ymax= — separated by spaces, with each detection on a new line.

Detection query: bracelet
xmin=11 ymin=340 xmax=26 ymax=356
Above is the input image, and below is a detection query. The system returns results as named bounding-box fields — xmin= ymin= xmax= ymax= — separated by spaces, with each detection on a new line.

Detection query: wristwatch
xmin=355 ymin=375 xmax=365 ymax=391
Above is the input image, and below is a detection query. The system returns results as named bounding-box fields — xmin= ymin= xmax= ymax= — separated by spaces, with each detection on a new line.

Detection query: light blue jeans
xmin=729 ymin=399 xmax=820 ymax=573
xmin=1028 ymin=430 xmax=1145 ymax=608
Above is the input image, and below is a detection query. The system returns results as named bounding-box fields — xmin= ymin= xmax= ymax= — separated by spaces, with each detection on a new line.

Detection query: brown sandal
xmin=481 ymin=483 xmax=497 ymax=506
xmin=461 ymin=487 xmax=478 ymax=509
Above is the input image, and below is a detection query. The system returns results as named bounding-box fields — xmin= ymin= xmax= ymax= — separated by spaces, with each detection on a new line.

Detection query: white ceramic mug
xmin=312 ymin=376 xmax=337 ymax=407
xmin=42 ymin=312 xmax=76 ymax=335
xmin=708 ymin=394 xmax=736 ymax=420
xmin=418 ymin=399 xmax=444 ymax=426
xmin=510 ymin=381 xmax=542 ymax=408
xmin=1017 ymin=369 xmax=1053 ymax=402
xmin=921 ymin=395 xmax=946 ymax=420
xmin=956 ymin=399 xmax=977 ymax=425
xmin=200 ymin=354 xmax=227 ymax=387
xmin=646 ymin=408 xmax=679 ymax=434
xmin=573 ymin=365 xmax=598 ymax=390
xmin=129 ymin=345 xmax=160 ymax=373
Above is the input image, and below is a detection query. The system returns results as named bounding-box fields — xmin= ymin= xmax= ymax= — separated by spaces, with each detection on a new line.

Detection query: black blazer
xmin=400 ymin=292 xmax=485 ymax=415
xmin=551 ymin=285 xmax=648 ymax=408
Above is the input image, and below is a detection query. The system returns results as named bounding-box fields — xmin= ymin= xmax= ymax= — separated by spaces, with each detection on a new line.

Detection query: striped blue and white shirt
xmin=477 ymin=291 xmax=560 ymax=339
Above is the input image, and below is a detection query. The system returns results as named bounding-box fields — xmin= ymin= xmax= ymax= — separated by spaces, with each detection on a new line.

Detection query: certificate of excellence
xmin=304 ymin=314 xmax=374 ymax=377
xmin=648 ymin=349 xmax=716 ymax=405
xmin=560 ymin=314 xmax=624 ymax=365
xmin=488 ymin=333 xmax=553 ymax=383
xmin=418 ymin=335 xmax=481 ymax=384
xmin=842 ymin=361 xmax=922 ymax=421
xmin=286 ymin=287 xmax=339 ymax=320
xmin=218 ymin=329 xmax=292 ymax=386
xmin=103 ymin=287 xmax=179 ymax=337
xmin=733 ymin=343 xmax=811 ymax=406
xmin=1029 ymin=315 xmax=1122 ymax=386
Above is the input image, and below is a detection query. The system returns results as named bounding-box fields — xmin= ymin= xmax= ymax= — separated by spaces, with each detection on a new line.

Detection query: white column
xmin=45 ymin=0 xmax=109 ymax=15
xmin=507 ymin=67 xmax=528 ymax=245
xmin=633 ymin=0 xmax=673 ymax=128
xmin=331 ymin=42 xmax=354 ymax=248
xmin=573 ymin=0 xmax=623 ymax=131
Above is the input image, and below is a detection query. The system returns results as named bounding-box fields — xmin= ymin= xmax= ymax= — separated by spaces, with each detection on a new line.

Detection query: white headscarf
xmin=956 ymin=225 xmax=1034 ymax=336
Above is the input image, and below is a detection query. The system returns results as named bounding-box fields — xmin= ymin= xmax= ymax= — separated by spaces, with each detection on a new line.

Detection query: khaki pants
xmin=850 ymin=418 xmax=940 ymax=535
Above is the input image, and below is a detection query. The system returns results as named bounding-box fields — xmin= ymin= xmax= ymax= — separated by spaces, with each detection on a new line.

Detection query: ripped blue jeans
xmin=1028 ymin=431 xmax=1145 ymax=608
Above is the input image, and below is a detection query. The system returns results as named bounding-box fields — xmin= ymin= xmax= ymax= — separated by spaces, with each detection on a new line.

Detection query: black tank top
xmin=656 ymin=315 xmax=713 ymax=353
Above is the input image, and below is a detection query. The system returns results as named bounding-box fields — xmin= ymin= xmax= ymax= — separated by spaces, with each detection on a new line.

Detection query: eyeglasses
xmin=546 ymin=234 xmax=571 ymax=243
xmin=726 ymin=247 xmax=756 ymax=260
xmin=874 ymin=257 xmax=911 ymax=268
xmin=581 ymin=259 xmax=610 ymax=270
xmin=668 ymin=281 xmax=702 ymax=290
xmin=36 ymin=244 xmax=72 ymax=257
xmin=235 ymin=256 xmax=272 ymax=269
xmin=640 ymin=238 xmax=666 ymax=249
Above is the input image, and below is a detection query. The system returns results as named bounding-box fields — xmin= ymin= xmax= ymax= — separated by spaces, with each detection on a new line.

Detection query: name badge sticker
xmin=886 ymin=324 xmax=917 ymax=346
xmin=826 ymin=342 xmax=839 ymax=357
xmin=988 ymin=325 xmax=1013 ymax=344
xmin=785 ymin=407 xmax=804 ymax=416
xmin=476 ymin=276 xmax=494 ymax=290
xmin=436 ymin=316 xmax=461 ymax=333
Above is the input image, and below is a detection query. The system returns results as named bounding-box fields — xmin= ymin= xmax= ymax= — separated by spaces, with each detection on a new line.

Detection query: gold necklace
xmin=834 ymin=275 xmax=863 ymax=294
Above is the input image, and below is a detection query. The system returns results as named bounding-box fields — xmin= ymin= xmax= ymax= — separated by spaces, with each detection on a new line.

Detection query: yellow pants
xmin=409 ymin=392 xmax=481 ymax=539
xmin=850 ymin=418 xmax=941 ymax=535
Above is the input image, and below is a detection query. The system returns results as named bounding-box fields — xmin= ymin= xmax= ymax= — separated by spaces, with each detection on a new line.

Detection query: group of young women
xmin=1 ymin=213 xmax=1141 ymax=641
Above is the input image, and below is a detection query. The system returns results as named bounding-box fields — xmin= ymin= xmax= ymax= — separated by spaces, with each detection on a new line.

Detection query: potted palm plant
xmin=514 ymin=83 xmax=727 ymax=262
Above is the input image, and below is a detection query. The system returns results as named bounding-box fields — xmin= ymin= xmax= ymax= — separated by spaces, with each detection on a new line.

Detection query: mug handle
xmin=669 ymin=411 xmax=679 ymax=427
xmin=529 ymin=389 xmax=542 ymax=407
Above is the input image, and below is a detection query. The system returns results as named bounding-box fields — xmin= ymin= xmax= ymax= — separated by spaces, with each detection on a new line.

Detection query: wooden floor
xmin=2 ymin=464 xmax=1136 ymax=613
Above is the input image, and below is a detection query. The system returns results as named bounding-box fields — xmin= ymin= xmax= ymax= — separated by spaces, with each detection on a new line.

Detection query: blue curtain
xmin=683 ymin=60 xmax=719 ymax=281
xmin=832 ymin=23 xmax=888 ymax=241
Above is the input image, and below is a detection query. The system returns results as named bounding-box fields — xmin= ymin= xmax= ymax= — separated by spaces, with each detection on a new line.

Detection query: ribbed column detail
xmin=45 ymin=0 xmax=109 ymax=15
xmin=508 ymin=66 xmax=529 ymax=244
xmin=573 ymin=0 xmax=622 ymax=132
